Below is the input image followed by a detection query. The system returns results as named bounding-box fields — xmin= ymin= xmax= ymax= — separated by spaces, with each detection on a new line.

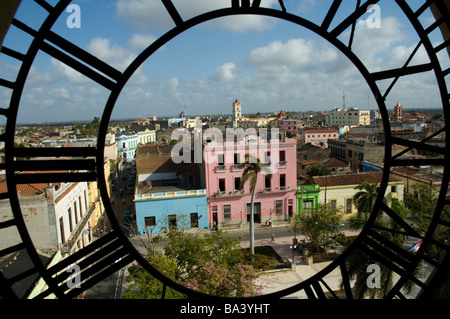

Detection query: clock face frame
xmin=1 ymin=0 xmax=449 ymax=299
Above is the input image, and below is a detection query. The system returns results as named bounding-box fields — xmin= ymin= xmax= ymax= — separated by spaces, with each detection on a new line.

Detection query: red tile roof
xmin=312 ymin=172 xmax=398 ymax=187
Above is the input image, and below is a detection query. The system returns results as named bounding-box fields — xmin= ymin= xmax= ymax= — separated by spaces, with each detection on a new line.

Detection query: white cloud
xmin=350 ymin=17 xmax=408 ymax=71
xmin=245 ymin=38 xmax=339 ymax=74
xmin=87 ymin=37 xmax=136 ymax=72
xmin=128 ymin=34 xmax=158 ymax=49
xmin=214 ymin=62 xmax=238 ymax=83
xmin=116 ymin=0 xmax=279 ymax=32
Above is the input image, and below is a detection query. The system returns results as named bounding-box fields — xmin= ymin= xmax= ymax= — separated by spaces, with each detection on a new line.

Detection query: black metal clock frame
xmin=0 ymin=0 xmax=449 ymax=299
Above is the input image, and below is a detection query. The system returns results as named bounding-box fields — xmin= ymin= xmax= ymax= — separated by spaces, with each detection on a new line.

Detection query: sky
xmin=0 ymin=0 xmax=448 ymax=124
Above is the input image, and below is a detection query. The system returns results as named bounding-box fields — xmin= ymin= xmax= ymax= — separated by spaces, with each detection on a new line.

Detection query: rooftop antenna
xmin=342 ymin=91 xmax=346 ymax=110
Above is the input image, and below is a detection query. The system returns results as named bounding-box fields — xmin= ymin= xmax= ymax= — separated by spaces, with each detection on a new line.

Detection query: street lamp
xmin=290 ymin=237 xmax=298 ymax=269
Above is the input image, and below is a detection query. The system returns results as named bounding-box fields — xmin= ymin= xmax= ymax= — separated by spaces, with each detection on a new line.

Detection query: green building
xmin=297 ymin=184 xmax=320 ymax=216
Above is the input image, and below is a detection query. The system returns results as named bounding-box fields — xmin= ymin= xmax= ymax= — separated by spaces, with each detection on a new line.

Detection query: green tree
xmin=294 ymin=203 xmax=343 ymax=256
xmin=306 ymin=165 xmax=332 ymax=177
xmin=123 ymin=251 xmax=185 ymax=299
xmin=239 ymin=154 xmax=263 ymax=256
xmin=123 ymin=216 xmax=261 ymax=298
xmin=344 ymin=183 xmax=414 ymax=299
xmin=406 ymin=183 xmax=450 ymax=252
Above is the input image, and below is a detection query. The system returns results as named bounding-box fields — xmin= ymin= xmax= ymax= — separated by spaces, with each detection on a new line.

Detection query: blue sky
xmin=0 ymin=0 xmax=447 ymax=124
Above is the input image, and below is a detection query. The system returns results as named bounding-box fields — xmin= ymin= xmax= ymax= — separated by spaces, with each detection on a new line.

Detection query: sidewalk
xmin=239 ymin=231 xmax=357 ymax=299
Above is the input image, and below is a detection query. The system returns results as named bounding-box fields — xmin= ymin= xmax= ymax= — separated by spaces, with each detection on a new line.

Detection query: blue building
xmin=135 ymin=188 xmax=208 ymax=234
xmin=116 ymin=133 xmax=139 ymax=161
xmin=134 ymin=144 xmax=208 ymax=234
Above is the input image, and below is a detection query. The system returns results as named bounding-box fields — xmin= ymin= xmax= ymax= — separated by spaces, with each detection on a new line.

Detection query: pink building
xmin=303 ymin=129 xmax=339 ymax=149
xmin=204 ymin=134 xmax=297 ymax=229
xmin=278 ymin=119 xmax=300 ymax=134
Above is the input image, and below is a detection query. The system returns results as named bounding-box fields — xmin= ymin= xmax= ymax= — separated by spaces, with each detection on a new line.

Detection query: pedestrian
xmin=122 ymin=198 xmax=125 ymax=205
xmin=271 ymin=232 xmax=275 ymax=242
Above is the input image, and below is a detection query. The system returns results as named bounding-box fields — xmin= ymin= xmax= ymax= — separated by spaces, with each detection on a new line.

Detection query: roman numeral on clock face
xmin=13 ymin=147 xmax=97 ymax=183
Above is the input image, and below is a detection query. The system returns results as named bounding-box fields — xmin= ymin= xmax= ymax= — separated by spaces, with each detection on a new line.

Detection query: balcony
xmin=215 ymin=165 xmax=227 ymax=173
xmin=277 ymin=161 xmax=288 ymax=168
xmin=136 ymin=188 xmax=206 ymax=201
xmin=231 ymin=164 xmax=243 ymax=172
xmin=215 ymin=189 xmax=245 ymax=198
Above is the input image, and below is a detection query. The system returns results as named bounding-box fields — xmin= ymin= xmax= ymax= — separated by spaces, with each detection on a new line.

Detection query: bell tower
xmin=232 ymin=99 xmax=242 ymax=128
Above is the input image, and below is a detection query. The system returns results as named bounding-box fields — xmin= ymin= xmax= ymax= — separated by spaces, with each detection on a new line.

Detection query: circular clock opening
xmin=2 ymin=1 xmax=448 ymax=300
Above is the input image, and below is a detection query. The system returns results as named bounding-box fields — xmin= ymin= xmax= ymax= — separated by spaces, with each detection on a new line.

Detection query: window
xmin=79 ymin=196 xmax=83 ymax=216
xmin=330 ymin=199 xmax=337 ymax=211
xmin=234 ymin=153 xmax=240 ymax=165
xmin=279 ymin=150 xmax=286 ymax=162
xmin=234 ymin=177 xmax=241 ymax=190
xmin=275 ymin=200 xmax=283 ymax=215
xmin=59 ymin=217 xmax=65 ymax=243
xmin=346 ymin=198 xmax=353 ymax=214
xmin=74 ymin=202 xmax=78 ymax=224
xmin=218 ymin=153 xmax=224 ymax=165
xmin=303 ymin=200 xmax=313 ymax=209
xmin=68 ymin=208 xmax=73 ymax=232
xmin=265 ymin=175 xmax=271 ymax=189
xmin=145 ymin=216 xmax=156 ymax=227
xmin=190 ymin=213 xmax=199 ymax=228
xmin=223 ymin=205 xmax=231 ymax=220
xmin=280 ymin=174 xmax=286 ymax=188
xmin=219 ymin=178 xmax=226 ymax=192
xmin=391 ymin=186 xmax=397 ymax=192
xmin=264 ymin=151 xmax=271 ymax=164
xmin=212 ymin=206 xmax=218 ymax=213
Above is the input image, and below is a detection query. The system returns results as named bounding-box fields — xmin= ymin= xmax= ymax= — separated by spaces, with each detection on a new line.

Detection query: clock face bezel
xmin=1 ymin=0 xmax=449 ymax=299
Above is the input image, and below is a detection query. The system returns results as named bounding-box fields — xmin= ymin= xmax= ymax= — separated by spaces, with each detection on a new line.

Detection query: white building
xmin=326 ymin=108 xmax=371 ymax=126
xmin=0 ymin=178 xmax=92 ymax=255
xmin=137 ymin=128 xmax=156 ymax=145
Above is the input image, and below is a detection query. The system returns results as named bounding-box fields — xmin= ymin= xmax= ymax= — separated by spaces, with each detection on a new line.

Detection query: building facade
xmin=137 ymin=128 xmax=156 ymax=145
xmin=303 ymin=129 xmax=339 ymax=149
xmin=326 ymin=108 xmax=371 ymax=126
xmin=0 ymin=178 xmax=92 ymax=255
xmin=135 ymin=189 xmax=208 ymax=234
xmin=311 ymin=172 xmax=404 ymax=217
xmin=116 ymin=133 xmax=139 ymax=161
xmin=134 ymin=144 xmax=207 ymax=234
xmin=297 ymin=184 xmax=320 ymax=217
xmin=329 ymin=139 xmax=385 ymax=172
xmin=204 ymin=134 xmax=297 ymax=229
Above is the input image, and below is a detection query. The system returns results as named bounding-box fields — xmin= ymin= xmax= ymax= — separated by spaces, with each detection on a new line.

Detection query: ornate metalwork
xmin=0 ymin=0 xmax=449 ymax=299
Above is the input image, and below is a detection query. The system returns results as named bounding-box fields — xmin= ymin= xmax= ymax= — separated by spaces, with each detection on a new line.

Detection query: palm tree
xmin=239 ymin=154 xmax=261 ymax=256
xmin=345 ymin=183 xmax=413 ymax=298
xmin=353 ymin=182 xmax=380 ymax=219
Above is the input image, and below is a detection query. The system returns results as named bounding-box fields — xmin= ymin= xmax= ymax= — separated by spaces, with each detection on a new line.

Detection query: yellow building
xmin=311 ymin=172 xmax=404 ymax=218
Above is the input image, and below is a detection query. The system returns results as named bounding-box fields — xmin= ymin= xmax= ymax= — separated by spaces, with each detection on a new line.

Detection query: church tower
xmin=232 ymin=99 xmax=242 ymax=128
xmin=392 ymin=102 xmax=403 ymax=122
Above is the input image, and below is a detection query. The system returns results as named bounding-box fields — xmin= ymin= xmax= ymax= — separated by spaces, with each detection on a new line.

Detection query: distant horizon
xmin=1 ymin=1 xmax=445 ymax=124
xmin=11 ymin=106 xmax=443 ymax=127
